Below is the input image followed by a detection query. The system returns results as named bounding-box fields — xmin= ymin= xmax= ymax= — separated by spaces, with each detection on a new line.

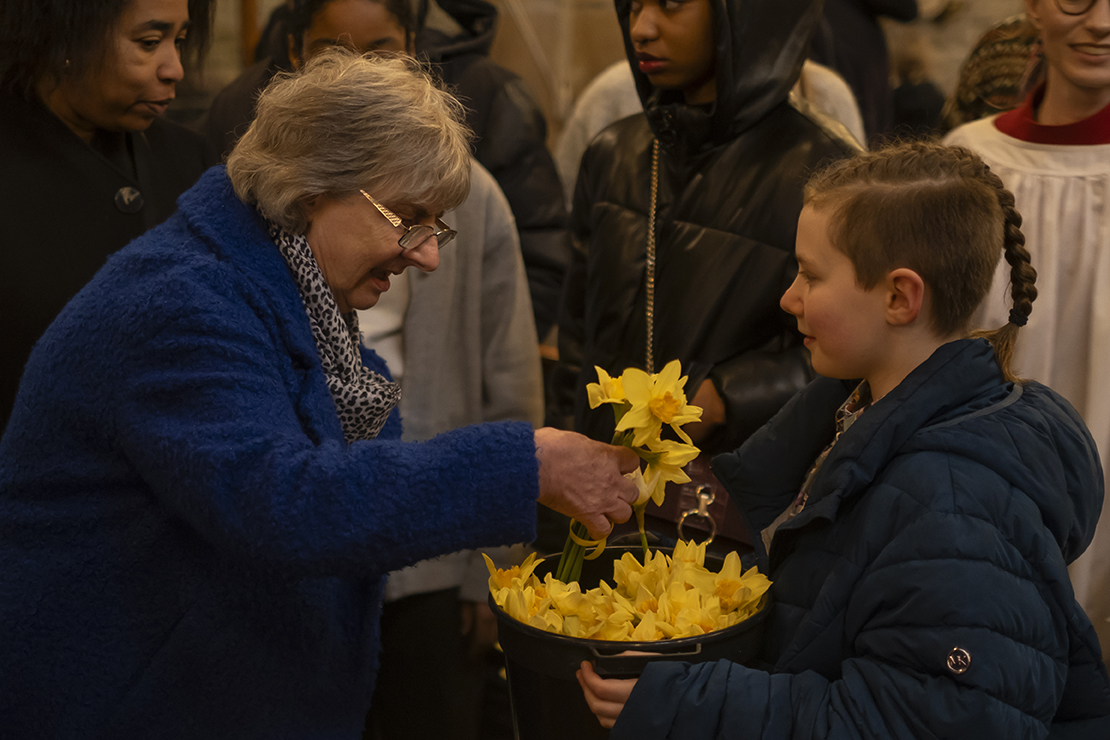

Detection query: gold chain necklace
xmin=645 ymin=139 xmax=660 ymax=374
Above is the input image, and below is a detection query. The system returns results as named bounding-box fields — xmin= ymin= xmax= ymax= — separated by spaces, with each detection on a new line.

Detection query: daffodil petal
xmin=615 ymin=404 xmax=654 ymax=432
xmin=482 ymin=553 xmax=498 ymax=578
xmin=674 ymin=426 xmax=693 ymax=445
xmin=653 ymin=359 xmax=681 ymax=389
xmin=621 ymin=367 xmax=653 ymax=402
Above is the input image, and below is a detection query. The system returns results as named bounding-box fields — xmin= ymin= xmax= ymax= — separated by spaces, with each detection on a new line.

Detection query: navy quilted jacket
xmin=0 ymin=167 xmax=540 ymax=739
xmin=613 ymin=339 xmax=1110 ymax=739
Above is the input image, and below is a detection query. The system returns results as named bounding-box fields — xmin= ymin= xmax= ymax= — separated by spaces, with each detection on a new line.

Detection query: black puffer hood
xmin=418 ymin=0 xmax=498 ymax=63
xmin=615 ymin=0 xmax=823 ymax=155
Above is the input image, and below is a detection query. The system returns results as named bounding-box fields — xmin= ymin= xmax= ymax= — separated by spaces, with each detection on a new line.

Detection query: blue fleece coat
xmin=613 ymin=339 xmax=1110 ymax=739
xmin=0 ymin=167 xmax=540 ymax=739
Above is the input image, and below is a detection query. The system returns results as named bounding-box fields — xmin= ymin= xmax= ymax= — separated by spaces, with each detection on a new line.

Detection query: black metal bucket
xmin=490 ymin=547 xmax=770 ymax=740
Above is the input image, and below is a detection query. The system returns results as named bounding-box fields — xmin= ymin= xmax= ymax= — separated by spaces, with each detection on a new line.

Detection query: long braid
xmin=970 ymin=167 xmax=1037 ymax=383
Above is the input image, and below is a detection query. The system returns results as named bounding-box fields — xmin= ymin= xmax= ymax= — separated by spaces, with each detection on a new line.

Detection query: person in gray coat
xmin=358 ymin=160 xmax=543 ymax=739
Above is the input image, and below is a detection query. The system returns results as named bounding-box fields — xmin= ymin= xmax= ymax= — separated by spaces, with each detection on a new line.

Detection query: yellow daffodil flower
xmin=484 ymin=552 xmax=544 ymax=592
xmin=643 ymin=438 xmax=700 ymax=501
xmin=626 ymin=466 xmax=665 ymax=508
xmin=489 ymin=543 xmax=771 ymax=642
xmin=644 ymin=437 xmax=701 ymax=468
xmin=561 ymin=361 xmax=705 ymax=583
xmin=615 ymin=360 xmax=703 ymax=446
xmin=672 ymin=538 xmax=707 ymax=567
xmin=586 ymin=365 xmax=627 ymax=408
xmin=593 ymin=619 xmax=634 ymax=641
xmin=715 ymin=551 xmax=772 ymax=613
xmin=612 ymin=551 xmax=645 ymax=596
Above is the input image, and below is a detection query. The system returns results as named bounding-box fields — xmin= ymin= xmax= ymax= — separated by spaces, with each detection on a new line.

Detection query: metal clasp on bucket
xmin=676 ymin=484 xmax=716 ymax=544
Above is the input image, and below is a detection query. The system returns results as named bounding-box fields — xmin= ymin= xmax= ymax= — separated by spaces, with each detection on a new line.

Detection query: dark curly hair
xmin=0 ymin=0 xmax=213 ymax=100
xmin=287 ymin=0 xmax=426 ymax=59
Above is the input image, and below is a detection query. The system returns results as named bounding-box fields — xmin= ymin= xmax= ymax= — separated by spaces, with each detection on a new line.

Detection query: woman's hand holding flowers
xmin=583 ymin=360 xmax=704 ymax=563
xmin=534 ymin=428 xmax=641 ymax=539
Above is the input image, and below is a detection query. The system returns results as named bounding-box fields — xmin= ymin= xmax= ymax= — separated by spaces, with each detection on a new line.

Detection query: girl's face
xmin=291 ymin=0 xmax=412 ymax=66
xmin=303 ymin=191 xmax=441 ymax=312
xmin=1027 ymin=0 xmax=1110 ymax=101
xmin=43 ymin=0 xmax=189 ymax=141
xmin=628 ymin=0 xmax=716 ymax=104
xmin=780 ymin=206 xmax=891 ymax=382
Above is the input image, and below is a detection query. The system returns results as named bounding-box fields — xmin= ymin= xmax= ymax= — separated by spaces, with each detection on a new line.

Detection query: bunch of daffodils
xmin=487 ymin=540 xmax=770 ymax=641
xmin=555 ymin=360 xmax=703 ymax=583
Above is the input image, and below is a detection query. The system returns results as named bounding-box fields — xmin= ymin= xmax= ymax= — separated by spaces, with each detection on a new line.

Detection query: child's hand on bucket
xmin=577 ymin=658 xmax=640 ymax=729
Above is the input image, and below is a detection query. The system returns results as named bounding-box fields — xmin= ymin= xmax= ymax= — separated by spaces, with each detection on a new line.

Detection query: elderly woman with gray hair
xmin=0 ymin=49 xmax=638 ymax=739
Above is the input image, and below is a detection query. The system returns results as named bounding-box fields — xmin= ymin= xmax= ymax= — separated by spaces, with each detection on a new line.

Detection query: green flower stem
xmin=635 ymin=506 xmax=650 ymax=562
xmin=554 ymin=520 xmax=592 ymax=584
xmin=554 ymin=530 xmax=569 ymax=582
xmin=571 ymin=526 xmax=587 ymax=581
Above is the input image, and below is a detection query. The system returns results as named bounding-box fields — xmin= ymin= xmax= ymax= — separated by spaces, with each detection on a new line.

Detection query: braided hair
xmin=805 ymin=140 xmax=1037 ymax=383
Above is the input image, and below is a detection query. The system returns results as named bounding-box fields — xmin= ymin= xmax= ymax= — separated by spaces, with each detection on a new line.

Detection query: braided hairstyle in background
xmin=804 ymin=140 xmax=1037 ymax=383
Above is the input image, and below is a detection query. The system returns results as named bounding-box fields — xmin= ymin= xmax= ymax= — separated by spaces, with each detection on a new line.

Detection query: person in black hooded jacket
xmin=549 ymin=0 xmax=859 ymax=511
xmin=204 ymin=0 xmax=569 ymax=340
xmin=420 ymin=0 xmax=570 ymax=340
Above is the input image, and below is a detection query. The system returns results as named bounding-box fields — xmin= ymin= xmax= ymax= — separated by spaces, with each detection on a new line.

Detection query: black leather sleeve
xmin=707 ymin=340 xmax=814 ymax=452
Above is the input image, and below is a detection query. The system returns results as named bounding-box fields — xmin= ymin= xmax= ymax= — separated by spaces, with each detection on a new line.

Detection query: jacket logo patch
xmin=946 ymin=647 xmax=971 ymax=675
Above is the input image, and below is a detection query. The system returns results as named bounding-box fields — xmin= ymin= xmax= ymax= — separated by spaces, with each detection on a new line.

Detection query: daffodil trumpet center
xmin=648 ymin=391 xmax=682 ymax=423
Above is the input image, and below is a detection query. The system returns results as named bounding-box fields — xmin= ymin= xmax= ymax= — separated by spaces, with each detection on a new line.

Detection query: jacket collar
xmin=175 ymin=166 xmax=320 ymax=368
xmin=803 ymin=340 xmax=1010 ymax=514
xmin=715 ymin=339 xmax=1012 ymax=540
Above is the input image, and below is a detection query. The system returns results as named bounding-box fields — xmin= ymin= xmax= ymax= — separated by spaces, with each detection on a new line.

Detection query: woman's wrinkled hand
xmin=576 ymin=660 xmax=638 ymax=729
xmin=534 ymin=428 xmax=640 ymax=539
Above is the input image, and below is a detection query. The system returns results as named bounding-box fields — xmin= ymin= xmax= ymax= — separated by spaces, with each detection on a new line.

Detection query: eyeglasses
xmin=1054 ymin=0 xmax=1102 ymax=15
xmin=360 ymin=190 xmax=456 ymax=250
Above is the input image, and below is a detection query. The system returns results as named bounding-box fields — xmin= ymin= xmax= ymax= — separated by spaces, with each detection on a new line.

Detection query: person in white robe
xmin=944 ymin=0 xmax=1110 ymax=659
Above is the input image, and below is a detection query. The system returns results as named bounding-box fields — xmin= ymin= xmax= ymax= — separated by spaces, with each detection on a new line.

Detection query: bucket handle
xmin=589 ymin=645 xmax=703 ymax=679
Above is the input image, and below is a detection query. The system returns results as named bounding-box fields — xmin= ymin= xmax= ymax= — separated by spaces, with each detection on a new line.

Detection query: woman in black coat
xmin=0 ymin=0 xmax=216 ymax=428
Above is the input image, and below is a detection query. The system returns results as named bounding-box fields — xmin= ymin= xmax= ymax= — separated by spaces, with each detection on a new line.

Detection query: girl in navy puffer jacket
xmin=578 ymin=141 xmax=1110 ymax=739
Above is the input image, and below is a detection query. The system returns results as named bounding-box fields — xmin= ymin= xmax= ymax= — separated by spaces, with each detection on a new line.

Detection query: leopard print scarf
xmin=268 ymin=219 xmax=400 ymax=442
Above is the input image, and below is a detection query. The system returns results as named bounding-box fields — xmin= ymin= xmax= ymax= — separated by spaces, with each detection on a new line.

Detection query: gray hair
xmin=227 ymin=47 xmax=472 ymax=233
